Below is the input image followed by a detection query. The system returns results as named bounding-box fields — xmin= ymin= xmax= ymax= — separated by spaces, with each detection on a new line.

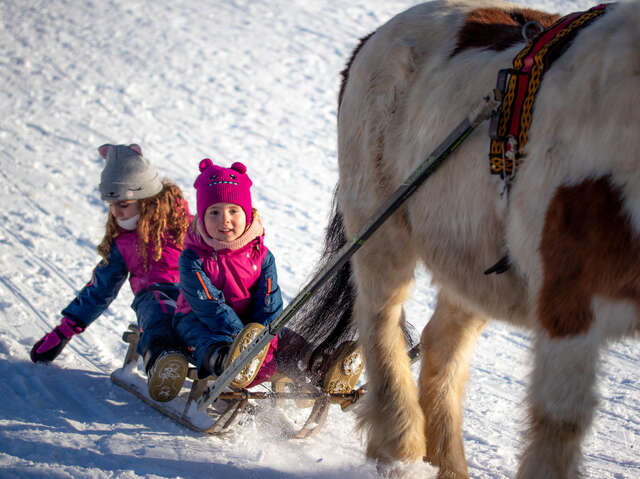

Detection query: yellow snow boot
xmin=322 ymin=341 xmax=364 ymax=394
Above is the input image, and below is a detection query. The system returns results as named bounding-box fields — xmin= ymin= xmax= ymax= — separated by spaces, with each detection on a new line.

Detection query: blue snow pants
xmin=132 ymin=283 xmax=181 ymax=358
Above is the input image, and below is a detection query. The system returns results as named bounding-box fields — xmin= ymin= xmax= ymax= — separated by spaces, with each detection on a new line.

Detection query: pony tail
xmin=289 ymin=187 xmax=416 ymax=378
xmin=287 ymin=189 xmax=357 ymax=376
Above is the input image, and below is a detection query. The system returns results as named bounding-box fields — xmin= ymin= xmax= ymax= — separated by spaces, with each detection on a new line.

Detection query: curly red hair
xmin=97 ymin=180 xmax=190 ymax=267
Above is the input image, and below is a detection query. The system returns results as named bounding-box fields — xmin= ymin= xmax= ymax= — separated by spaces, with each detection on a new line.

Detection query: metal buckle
xmin=495 ymin=68 xmax=513 ymax=101
xmin=489 ymin=68 xmax=514 ymax=140
xmin=521 ymin=20 xmax=544 ymax=42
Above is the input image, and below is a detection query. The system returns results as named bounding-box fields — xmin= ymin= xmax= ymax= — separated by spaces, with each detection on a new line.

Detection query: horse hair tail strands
xmin=289 ymin=188 xmax=416 ymax=378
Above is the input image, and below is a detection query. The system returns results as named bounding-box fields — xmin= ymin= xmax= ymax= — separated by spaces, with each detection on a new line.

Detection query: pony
xmin=293 ymin=0 xmax=640 ymax=477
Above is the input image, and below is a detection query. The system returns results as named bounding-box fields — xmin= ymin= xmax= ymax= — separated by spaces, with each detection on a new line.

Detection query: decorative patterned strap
xmin=489 ymin=4 xmax=610 ymax=181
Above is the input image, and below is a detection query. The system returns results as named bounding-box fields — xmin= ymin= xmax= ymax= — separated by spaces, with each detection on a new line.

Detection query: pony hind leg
xmin=517 ymin=331 xmax=601 ymax=479
xmin=418 ymin=292 xmax=488 ymax=478
xmin=350 ymin=228 xmax=425 ymax=465
xmin=516 ymin=176 xmax=640 ymax=478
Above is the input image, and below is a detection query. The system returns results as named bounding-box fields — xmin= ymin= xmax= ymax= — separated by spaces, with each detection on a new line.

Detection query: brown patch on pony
xmin=539 ymin=177 xmax=640 ymax=337
xmin=452 ymin=7 xmax=560 ymax=57
xmin=338 ymin=31 xmax=375 ymax=112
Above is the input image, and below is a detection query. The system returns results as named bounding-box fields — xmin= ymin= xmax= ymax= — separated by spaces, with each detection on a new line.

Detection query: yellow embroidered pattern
xmin=489 ymin=6 xmax=609 ymax=180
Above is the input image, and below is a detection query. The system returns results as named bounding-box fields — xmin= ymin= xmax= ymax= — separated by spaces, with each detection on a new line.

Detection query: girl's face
xmin=110 ymin=200 xmax=140 ymax=221
xmin=204 ymin=202 xmax=246 ymax=242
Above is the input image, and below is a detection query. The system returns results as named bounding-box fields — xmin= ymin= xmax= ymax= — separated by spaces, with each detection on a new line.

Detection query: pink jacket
xmin=115 ymin=229 xmax=183 ymax=294
xmin=175 ymin=227 xmax=269 ymax=316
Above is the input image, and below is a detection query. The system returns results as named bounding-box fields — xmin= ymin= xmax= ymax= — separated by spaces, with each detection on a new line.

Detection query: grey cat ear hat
xmin=98 ymin=144 xmax=163 ymax=201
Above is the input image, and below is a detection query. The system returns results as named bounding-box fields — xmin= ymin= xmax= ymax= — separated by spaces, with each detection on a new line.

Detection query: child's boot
xmin=322 ymin=341 xmax=364 ymax=394
xmin=147 ymin=351 xmax=188 ymax=402
xmin=30 ymin=317 xmax=84 ymax=363
xmin=226 ymin=323 xmax=271 ymax=388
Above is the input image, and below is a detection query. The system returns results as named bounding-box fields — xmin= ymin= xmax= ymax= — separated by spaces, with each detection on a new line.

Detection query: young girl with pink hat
xmin=167 ymin=159 xmax=282 ymax=394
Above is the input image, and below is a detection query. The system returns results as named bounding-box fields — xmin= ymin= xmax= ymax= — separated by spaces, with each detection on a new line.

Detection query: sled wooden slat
xmin=111 ymin=369 xmax=244 ymax=435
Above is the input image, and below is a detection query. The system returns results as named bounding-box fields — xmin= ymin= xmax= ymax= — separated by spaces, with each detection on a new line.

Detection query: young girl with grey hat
xmin=30 ymin=144 xmax=193 ymax=403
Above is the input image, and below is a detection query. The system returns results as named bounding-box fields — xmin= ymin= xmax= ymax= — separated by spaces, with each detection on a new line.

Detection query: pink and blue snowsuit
xmin=62 ymin=228 xmax=184 ymax=359
xmin=172 ymin=222 xmax=283 ymax=382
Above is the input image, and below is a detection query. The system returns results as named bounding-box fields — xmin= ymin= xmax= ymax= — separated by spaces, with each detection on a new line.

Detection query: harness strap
xmin=489 ymin=3 xmax=610 ymax=182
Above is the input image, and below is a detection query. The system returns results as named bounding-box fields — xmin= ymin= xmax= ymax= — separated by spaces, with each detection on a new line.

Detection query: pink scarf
xmin=196 ymin=209 xmax=264 ymax=251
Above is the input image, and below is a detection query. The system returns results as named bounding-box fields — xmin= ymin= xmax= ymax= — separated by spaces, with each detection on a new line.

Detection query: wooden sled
xmin=110 ymin=324 xmax=368 ymax=438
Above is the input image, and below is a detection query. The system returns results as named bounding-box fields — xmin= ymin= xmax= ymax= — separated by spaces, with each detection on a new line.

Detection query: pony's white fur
xmin=335 ymin=0 xmax=640 ymax=477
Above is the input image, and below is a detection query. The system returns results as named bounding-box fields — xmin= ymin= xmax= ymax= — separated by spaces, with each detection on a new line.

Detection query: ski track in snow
xmin=0 ymin=0 xmax=638 ymax=478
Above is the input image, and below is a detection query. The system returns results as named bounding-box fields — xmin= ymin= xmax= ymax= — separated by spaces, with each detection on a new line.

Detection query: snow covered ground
xmin=0 ymin=0 xmax=638 ymax=477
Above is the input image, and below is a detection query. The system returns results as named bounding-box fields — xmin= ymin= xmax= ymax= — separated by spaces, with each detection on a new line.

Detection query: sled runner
xmin=110 ymin=324 xmax=372 ymax=437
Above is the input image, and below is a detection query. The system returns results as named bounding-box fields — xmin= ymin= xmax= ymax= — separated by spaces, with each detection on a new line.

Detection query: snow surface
xmin=1 ymin=0 xmax=638 ymax=478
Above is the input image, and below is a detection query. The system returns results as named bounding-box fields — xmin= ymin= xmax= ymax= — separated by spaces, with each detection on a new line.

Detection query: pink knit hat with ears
xmin=194 ymin=159 xmax=253 ymax=224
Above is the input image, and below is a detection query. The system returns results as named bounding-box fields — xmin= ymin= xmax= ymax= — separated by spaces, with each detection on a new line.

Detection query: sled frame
xmin=111 ymin=324 xmax=369 ymax=437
